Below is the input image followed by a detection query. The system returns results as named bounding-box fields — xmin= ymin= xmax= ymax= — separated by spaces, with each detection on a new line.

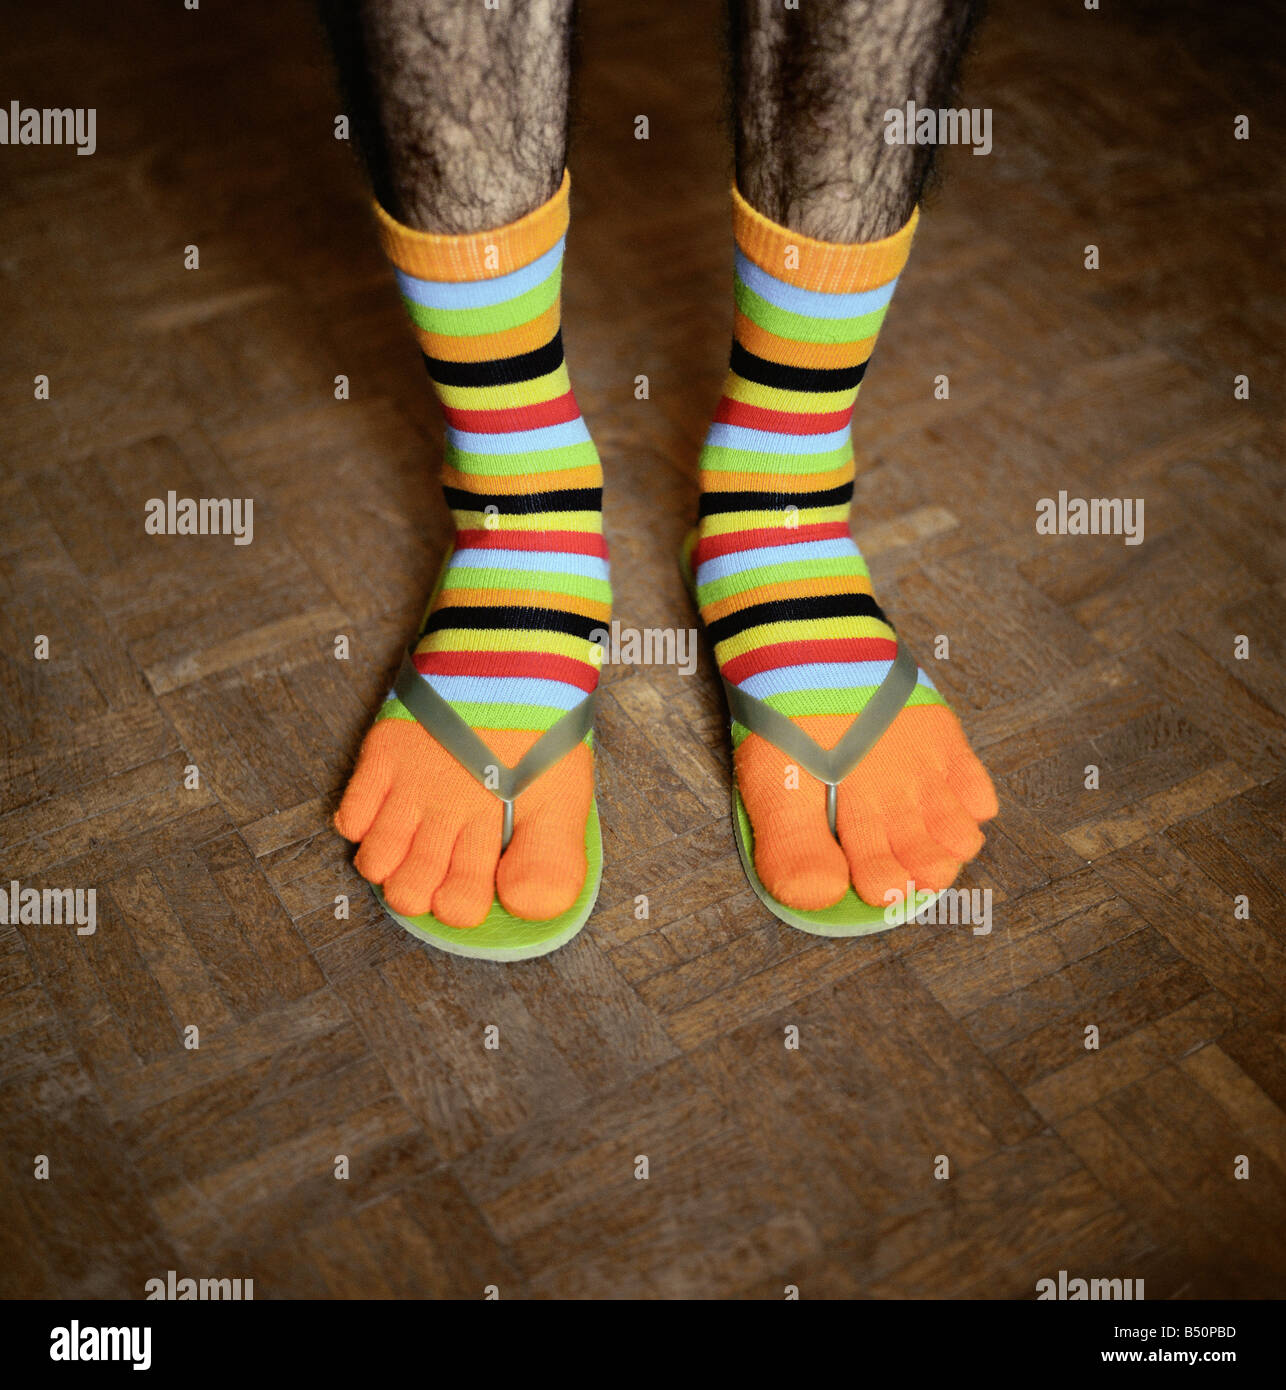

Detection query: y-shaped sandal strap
xmin=394 ymin=651 xmax=597 ymax=850
xmin=722 ymin=643 xmax=920 ymax=838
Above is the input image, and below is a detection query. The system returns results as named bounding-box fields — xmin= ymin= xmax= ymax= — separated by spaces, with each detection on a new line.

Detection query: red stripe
xmin=693 ymin=522 xmax=849 ymax=566
xmin=414 ymin=649 xmax=599 ymax=692
xmin=714 ymin=398 xmax=853 ymax=435
xmin=454 ymin=529 xmax=609 ymax=558
xmin=442 ymin=390 xmax=581 ymax=433
xmin=721 ymin=638 xmax=897 ymax=685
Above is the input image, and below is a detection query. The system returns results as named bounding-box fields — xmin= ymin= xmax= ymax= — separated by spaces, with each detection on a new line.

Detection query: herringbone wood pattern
xmin=1 ymin=0 xmax=1283 ymax=1299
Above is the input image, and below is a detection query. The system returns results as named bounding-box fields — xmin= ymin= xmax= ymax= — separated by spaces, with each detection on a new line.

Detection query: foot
xmin=335 ymin=716 xmax=594 ymax=927
xmin=335 ymin=172 xmax=607 ymax=929
xmin=733 ymin=698 xmax=997 ymax=912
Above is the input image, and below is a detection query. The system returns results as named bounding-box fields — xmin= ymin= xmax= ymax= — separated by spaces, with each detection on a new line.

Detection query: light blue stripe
xmin=734 ymin=251 xmax=898 ymax=319
xmin=395 ymin=238 xmax=565 ymax=309
xmin=741 ymin=661 xmax=893 ymax=698
xmin=703 ymin=422 xmax=850 ymax=455
xmin=424 ymin=674 xmax=584 ymax=711
xmin=740 ymin=663 xmax=935 ymax=699
xmin=451 ymin=549 xmax=610 ymax=581
xmin=695 ymin=538 xmax=860 ymax=585
xmin=446 ymin=418 xmax=591 ymax=455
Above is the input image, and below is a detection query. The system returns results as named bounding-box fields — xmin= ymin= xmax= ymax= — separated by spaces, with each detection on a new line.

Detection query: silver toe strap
xmin=394 ymin=652 xmax=596 ymax=849
xmin=722 ymin=644 xmax=919 ymax=837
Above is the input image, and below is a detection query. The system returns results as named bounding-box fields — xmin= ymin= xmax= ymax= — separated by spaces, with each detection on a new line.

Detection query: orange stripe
xmin=435 ymin=588 xmax=612 ymax=622
xmin=376 ymin=170 xmax=571 ymax=281
xmin=442 ymin=463 xmax=604 ymax=495
xmin=700 ymin=462 xmax=854 ymax=494
xmin=702 ymin=574 xmax=874 ymax=624
xmin=734 ymin=311 xmax=877 ymax=369
xmin=732 ymin=184 xmax=918 ymax=294
xmin=415 ymin=301 xmax=561 ymax=362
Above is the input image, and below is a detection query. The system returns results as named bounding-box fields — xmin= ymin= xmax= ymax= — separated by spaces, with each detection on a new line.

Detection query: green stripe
xmin=377 ymin=695 xmax=596 ymax=740
xmin=441 ymin=567 xmax=611 ymax=602
xmin=698 ymin=441 xmax=853 ymax=476
xmin=440 ymin=699 xmax=567 ymax=731
xmin=446 ymin=438 xmax=600 ymax=478
xmin=697 ymin=556 xmax=869 ymax=604
xmin=403 ymin=264 xmax=561 ymax=336
xmin=757 ymin=684 xmax=944 ymax=719
xmin=726 ymin=684 xmax=942 ymax=740
xmin=734 ymin=281 xmax=888 ymax=345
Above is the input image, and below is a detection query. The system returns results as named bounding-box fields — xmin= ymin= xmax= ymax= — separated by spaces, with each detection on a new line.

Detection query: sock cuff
xmin=731 ymin=185 xmax=918 ymax=293
xmin=375 ymin=169 xmax=571 ymax=282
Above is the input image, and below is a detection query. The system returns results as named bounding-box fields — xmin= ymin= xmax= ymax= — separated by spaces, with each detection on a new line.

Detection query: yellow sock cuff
xmin=731 ymin=185 xmax=918 ymax=292
xmin=374 ymin=169 xmax=571 ymax=281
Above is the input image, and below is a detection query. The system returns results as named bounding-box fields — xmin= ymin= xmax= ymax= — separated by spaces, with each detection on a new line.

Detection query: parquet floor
xmin=2 ymin=0 xmax=1284 ymax=1299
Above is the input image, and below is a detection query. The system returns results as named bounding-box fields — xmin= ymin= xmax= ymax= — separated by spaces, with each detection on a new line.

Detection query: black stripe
xmin=697 ymin=482 xmax=854 ymax=518
xmin=423 ymin=605 xmax=602 ymax=641
xmin=705 ymin=593 xmax=888 ymax=647
xmin=443 ymin=486 xmax=602 ymax=515
xmin=729 ymin=340 xmax=869 ymax=395
xmin=423 ymin=332 xmax=564 ymax=389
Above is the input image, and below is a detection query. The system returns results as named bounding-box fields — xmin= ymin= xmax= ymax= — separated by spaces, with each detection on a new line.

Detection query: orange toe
xmin=836 ymin=799 xmax=908 ymax=908
xmin=496 ymin=745 xmax=593 ymax=921
xmin=383 ymin=815 xmax=458 ymax=915
xmin=334 ymin=718 xmax=402 ymax=842
xmin=354 ymin=792 xmax=421 ymax=885
xmin=433 ymin=811 xmax=504 ymax=928
xmin=922 ymin=787 xmax=986 ymax=861
xmin=755 ymin=809 xmax=850 ymax=910
xmin=946 ymin=741 xmax=999 ymax=823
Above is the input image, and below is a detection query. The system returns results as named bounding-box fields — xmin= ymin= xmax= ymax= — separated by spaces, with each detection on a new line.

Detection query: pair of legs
xmin=321 ymin=0 xmax=978 ymax=236
xmin=323 ymin=0 xmax=996 ymax=930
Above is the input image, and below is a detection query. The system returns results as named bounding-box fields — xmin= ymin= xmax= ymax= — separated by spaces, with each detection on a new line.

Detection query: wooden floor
xmin=2 ymin=0 xmax=1284 ymax=1300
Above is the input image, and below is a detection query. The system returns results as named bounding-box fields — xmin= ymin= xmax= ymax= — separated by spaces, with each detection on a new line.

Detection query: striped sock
xmin=335 ymin=173 xmax=606 ymax=927
xmin=373 ymin=171 xmax=609 ymax=736
xmin=694 ymin=190 xmax=996 ymax=910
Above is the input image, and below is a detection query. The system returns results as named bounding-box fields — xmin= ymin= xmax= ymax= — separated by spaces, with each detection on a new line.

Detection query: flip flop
xmin=681 ymin=529 xmax=942 ymax=937
xmin=372 ymin=551 xmax=602 ymax=962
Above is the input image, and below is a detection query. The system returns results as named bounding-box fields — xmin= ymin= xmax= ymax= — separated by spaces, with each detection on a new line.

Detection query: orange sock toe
xmin=756 ymin=815 xmax=850 ymax=910
xmin=334 ymin=718 xmax=403 ymax=843
xmin=383 ymin=816 xmax=458 ymax=915
xmin=493 ymin=738 xmax=593 ymax=922
xmin=433 ymin=812 xmax=504 ymax=929
xmin=947 ymin=743 xmax=1000 ymax=823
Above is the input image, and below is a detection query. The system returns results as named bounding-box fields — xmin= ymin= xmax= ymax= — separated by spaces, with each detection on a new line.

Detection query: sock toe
xmin=921 ymin=787 xmax=986 ymax=861
xmin=354 ymin=792 xmax=421 ymax=885
xmin=887 ymin=822 xmax=961 ymax=892
xmin=496 ymin=793 xmax=590 ymax=922
xmin=497 ymin=829 xmax=586 ymax=921
xmin=755 ymin=812 xmax=850 ymax=911
xmin=433 ymin=812 xmax=503 ymax=928
xmin=382 ymin=816 xmax=457 ymax=915
xmin=947 ymin=745 xmax=999 ymax=823
xmin=837 ymin=799 xmax=908 ymax=907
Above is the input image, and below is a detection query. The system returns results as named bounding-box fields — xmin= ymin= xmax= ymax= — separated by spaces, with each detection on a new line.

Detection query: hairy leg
xmin=320 ymin=1 xmax=608 ymax=932
xmin=731 ymin=0 xmax=981 ymax=240
xmin=316 ymin=0 xmax=574 ymax=232
xmin=697 ymin=0 xmax=997 ymax=916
